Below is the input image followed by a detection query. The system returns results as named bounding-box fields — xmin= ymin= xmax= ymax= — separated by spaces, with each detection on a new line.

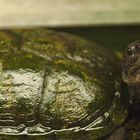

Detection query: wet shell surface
xmin=0 ymin=29 xmax=127 ymax=139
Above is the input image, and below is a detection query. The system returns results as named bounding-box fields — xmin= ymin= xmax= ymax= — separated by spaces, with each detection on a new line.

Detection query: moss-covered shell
xmin=0 ymin=29 xmax=127 ymax=140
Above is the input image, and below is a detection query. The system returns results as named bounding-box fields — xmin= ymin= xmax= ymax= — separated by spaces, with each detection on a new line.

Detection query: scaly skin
xmin=122 ymin=40 xmax=140 ymax=140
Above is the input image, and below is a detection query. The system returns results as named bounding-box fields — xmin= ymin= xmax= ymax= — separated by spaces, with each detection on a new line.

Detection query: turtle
xmin=0 ymin=29 xmax=128 ymax=140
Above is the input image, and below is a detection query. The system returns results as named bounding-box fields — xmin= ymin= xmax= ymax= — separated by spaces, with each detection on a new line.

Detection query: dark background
xmin=52 ymin=25 xmax=140 ymax=57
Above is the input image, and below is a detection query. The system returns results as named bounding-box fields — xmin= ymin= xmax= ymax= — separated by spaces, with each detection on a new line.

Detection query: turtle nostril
xmin=127 ymin=46 xmax=136 ymax=56
xmin=127 ymin=49 xmax=133 ymax=55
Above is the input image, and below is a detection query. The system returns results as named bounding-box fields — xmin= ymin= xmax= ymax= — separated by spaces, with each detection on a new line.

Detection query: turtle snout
xmin=122 ymin=41 xmax=140 ymax=85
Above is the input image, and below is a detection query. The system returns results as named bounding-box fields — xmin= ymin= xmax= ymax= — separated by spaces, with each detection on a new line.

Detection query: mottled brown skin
xmin=122 ymin=40 xmax=140 ymax=111
xmin=122 ymin=40 xmax=140 ymax=139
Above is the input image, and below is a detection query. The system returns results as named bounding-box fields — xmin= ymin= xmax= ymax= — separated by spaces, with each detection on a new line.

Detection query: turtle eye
xmin=127 ymin=46 xmax=136 ymax=55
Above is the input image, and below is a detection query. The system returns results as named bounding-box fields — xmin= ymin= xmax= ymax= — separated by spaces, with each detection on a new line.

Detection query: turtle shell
xmin=0 ymin=29 xmax=127 ymax=140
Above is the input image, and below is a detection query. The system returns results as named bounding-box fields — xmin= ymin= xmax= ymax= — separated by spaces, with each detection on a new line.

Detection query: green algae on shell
xmin=0 ymin=29 xmax=128 ymax=140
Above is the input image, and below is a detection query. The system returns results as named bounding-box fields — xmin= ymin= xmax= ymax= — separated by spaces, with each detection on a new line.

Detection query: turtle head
xmin=122 ymin=40 xmax=140 ymax=86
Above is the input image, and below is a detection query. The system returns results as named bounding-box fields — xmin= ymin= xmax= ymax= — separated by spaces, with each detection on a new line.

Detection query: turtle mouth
xmin=122 ymin=53 xmax=140 ymax=75
xmin=124 ymin=62 xmax=140 ymax=76
xmin=126 ymin=62 xmax=140 ymax=75
xmin=122 ymin=55 xmax=140 ymax=85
